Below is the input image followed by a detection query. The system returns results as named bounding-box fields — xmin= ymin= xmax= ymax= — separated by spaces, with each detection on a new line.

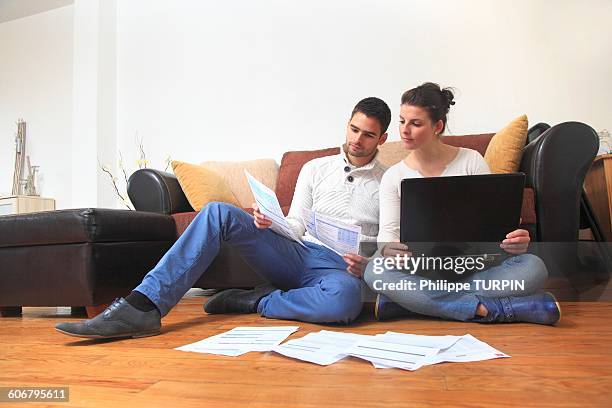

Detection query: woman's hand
xmin=252 ymin=203 xmax=272 ymax=229
xmin=381 ymin=242 xmax=412 ymax=258
xmin=343 ymin=253 xmax=370 ymax=278
xmin=500 ymin=229 xmax=530 ymax=254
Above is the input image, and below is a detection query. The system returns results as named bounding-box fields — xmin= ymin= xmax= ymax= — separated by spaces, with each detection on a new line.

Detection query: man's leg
xmin=256 ymin=245 xmax=364 ymax=324
xmin=55 ymin=202 xmax=307 ymax=338
xmin=135 ymin=202 xmax=306 ymax=316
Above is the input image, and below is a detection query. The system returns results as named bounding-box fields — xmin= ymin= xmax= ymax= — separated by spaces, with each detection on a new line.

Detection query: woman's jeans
xmin=134 ymin=202 xmax=363 ymax=324
xmin=364 ymin=252 xmax=548 ymax=321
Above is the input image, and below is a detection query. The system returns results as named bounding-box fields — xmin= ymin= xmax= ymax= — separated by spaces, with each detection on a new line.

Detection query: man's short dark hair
xmin=351 ymin=97 xmax=391 ymax=135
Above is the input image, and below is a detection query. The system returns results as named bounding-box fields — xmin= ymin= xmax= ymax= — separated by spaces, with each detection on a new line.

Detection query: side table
xmin=0 ymin=195 xmax=55 ymax=216
xmin=584 ymin=154 xmax=612 ymax=241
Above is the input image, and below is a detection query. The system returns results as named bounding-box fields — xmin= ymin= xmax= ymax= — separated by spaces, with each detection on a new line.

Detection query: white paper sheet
xmin=376 ymin=332 xmax=463 ymax=349
xmin=366 ymin=333 xmax=508 ymax=369
xmin=301 ymin=208 xmax=361 ymax=255
xmin=245 ymin=170 xmax=305 ymax=246
xmin=425 ymin=334 xmax=510 ymax=364
xmin=175 ymin=326 xmax=299 ymax=356
xmin=273 ymin=330 xmax=372 ymax=365
xmin=347 ymin=337 xmax=441 ymax=371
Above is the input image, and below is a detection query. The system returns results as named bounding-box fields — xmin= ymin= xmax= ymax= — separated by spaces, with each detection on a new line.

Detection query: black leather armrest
xmin=127 ymin=169 xmax=193 ymax=215
xmin=519 ymin=122 xmax=597 ymax=241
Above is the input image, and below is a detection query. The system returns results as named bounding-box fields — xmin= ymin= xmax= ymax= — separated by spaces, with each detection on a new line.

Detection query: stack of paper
xmin=272 ymin=330 xmax=509 ymax=370
xmin=175 ymin=326 xmax=299 ymax=356
xmin=175 ymin=327 xmax=509 ymax=371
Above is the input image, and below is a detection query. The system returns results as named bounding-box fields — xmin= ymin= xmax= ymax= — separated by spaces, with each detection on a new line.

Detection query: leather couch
xmin=0 ymin=208 xmax=176 ymax=317
xmin=126 ymin=121 xmax=598 ymax=291
xmin=0 ymin=122 xmax=598 ymax=317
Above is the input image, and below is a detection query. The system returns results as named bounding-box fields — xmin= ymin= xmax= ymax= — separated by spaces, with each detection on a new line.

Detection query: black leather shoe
xmin=374 ymin=294 xmax=416 ymax=321
xmin=204 ymin=285 xmax=276 ymax=314
xmin=55 ymin=298 xmax=161 ymax=339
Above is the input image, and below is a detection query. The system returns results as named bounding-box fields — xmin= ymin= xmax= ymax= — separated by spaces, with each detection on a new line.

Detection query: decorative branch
xmin=118 ymin=151 xmax=129 ymax=185
xmin=137 ymin=134 xmax=149 ymax=169
xmin=98 ymin=159 xmax=134 ymax=210
xmin=99 ymin=136 xmax=167 ymax=210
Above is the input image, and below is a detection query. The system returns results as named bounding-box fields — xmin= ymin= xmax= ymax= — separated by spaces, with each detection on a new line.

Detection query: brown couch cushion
xmin=276 ymin=147 xmax=340 ymax=212
xmin=172 ymin=212 xmax=199 ymax=239
xmin=442 ymin=133 xmax=495 ymax=156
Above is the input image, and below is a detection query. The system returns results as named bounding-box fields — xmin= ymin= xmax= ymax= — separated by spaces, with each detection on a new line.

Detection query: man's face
xmin=345 ymin=112 xmax=387 ymax=160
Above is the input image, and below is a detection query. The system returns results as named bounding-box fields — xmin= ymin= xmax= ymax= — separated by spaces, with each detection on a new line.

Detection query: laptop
xmin=399 ymin=173 xmax=525 ymax=263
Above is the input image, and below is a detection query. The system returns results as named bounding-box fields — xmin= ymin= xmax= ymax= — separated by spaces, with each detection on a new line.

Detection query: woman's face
xmin=399 ymin=104 xmax=442 ymax=150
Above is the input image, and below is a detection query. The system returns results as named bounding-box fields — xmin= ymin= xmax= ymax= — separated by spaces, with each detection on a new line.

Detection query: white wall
xmin=115 ymin=0 xmax=612 ymax=175
xmin=0 ymin=5 xmax=73 ymax=208
xmin=1 ymin=0 xmax=611 ymax=209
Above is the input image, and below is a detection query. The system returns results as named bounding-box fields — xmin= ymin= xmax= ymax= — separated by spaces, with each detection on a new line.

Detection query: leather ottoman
xmin=0 ymin=208 xmax=176 ymax=317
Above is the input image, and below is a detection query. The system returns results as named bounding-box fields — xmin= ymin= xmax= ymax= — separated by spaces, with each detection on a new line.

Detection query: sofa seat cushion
xmin=0 ymin=208 xmax=176 ymax=249
xmin=172 ymin=207 xmax=255 ymax=238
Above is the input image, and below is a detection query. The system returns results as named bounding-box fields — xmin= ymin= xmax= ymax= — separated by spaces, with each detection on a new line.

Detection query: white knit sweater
xmin=286 ymin=149 xmax=388 ymax=256
xmin=377 ymin=147 xmax=490 ymax=243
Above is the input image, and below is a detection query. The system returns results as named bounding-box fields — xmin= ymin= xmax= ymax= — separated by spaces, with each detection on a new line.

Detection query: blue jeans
xmin=134 ymin=202 xmax=363 ymax=324
xmin=363 ymin=253 xmax=548 ymax=321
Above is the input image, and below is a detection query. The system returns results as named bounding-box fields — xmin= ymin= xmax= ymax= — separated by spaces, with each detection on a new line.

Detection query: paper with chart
xmin=301 ymin=208 xmax=361 ymax=255
xmin=245 ymin=170 xmax=304 ymax=246
xmin=175 ymin=326 xmax=299 ymax=356
xmin=362 ymin=332 xmax=509 ymax=369
xmin=272 ymin=330 xmax=372 ymax=366
xmin=346 ymin=335 xmax=442 ymax=371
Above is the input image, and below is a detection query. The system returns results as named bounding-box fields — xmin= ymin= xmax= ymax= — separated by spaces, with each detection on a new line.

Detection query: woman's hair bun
xmin=441 ymin=88 xmax=455 ymax=107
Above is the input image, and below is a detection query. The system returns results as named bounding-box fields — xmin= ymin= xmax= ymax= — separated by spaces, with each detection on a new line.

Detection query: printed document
xmin=245 ymin=170 xmax=304 ymax=245
xmin=273 ymin=330 xmax=371 ymax=365
xmin=175 ymin=326 xmax=299 ymax=356
xmin=301 ymin=208 xmax=361 ymax=255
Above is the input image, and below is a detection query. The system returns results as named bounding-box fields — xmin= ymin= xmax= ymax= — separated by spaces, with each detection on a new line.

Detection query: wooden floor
xmin=2 ymin=296 xmax=612 ymax=408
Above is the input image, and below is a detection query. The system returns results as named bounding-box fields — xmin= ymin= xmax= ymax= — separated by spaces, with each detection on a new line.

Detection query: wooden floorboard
xmin=1 ymin=299 xmax=612 ymax=407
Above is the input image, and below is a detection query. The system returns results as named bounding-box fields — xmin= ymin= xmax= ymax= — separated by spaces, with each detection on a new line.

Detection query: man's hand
xmin=252 ymin=203 xmax=272 ymax=229
xmin=381 ymin=242 xmax=412 ymax=258
xmin=500 ymin=229 xmax=530 ymax=254
xmin=343 ymin=253 xmax=369 ymax=278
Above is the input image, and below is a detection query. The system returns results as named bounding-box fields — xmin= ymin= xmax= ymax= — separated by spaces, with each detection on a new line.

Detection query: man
xmin=55 ymin=97 xmax=391 ymax=339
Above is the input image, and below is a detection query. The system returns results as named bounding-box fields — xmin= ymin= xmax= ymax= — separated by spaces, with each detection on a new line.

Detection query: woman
xmin=364 ymin=83 xmax=561 ymax=325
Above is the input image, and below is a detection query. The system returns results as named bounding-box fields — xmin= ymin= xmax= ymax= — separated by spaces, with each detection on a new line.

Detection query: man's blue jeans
xmin=363 ymin=253 xmax=548 ymax=321
xmin=134 ymin=202 xmax=363 ymax=324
